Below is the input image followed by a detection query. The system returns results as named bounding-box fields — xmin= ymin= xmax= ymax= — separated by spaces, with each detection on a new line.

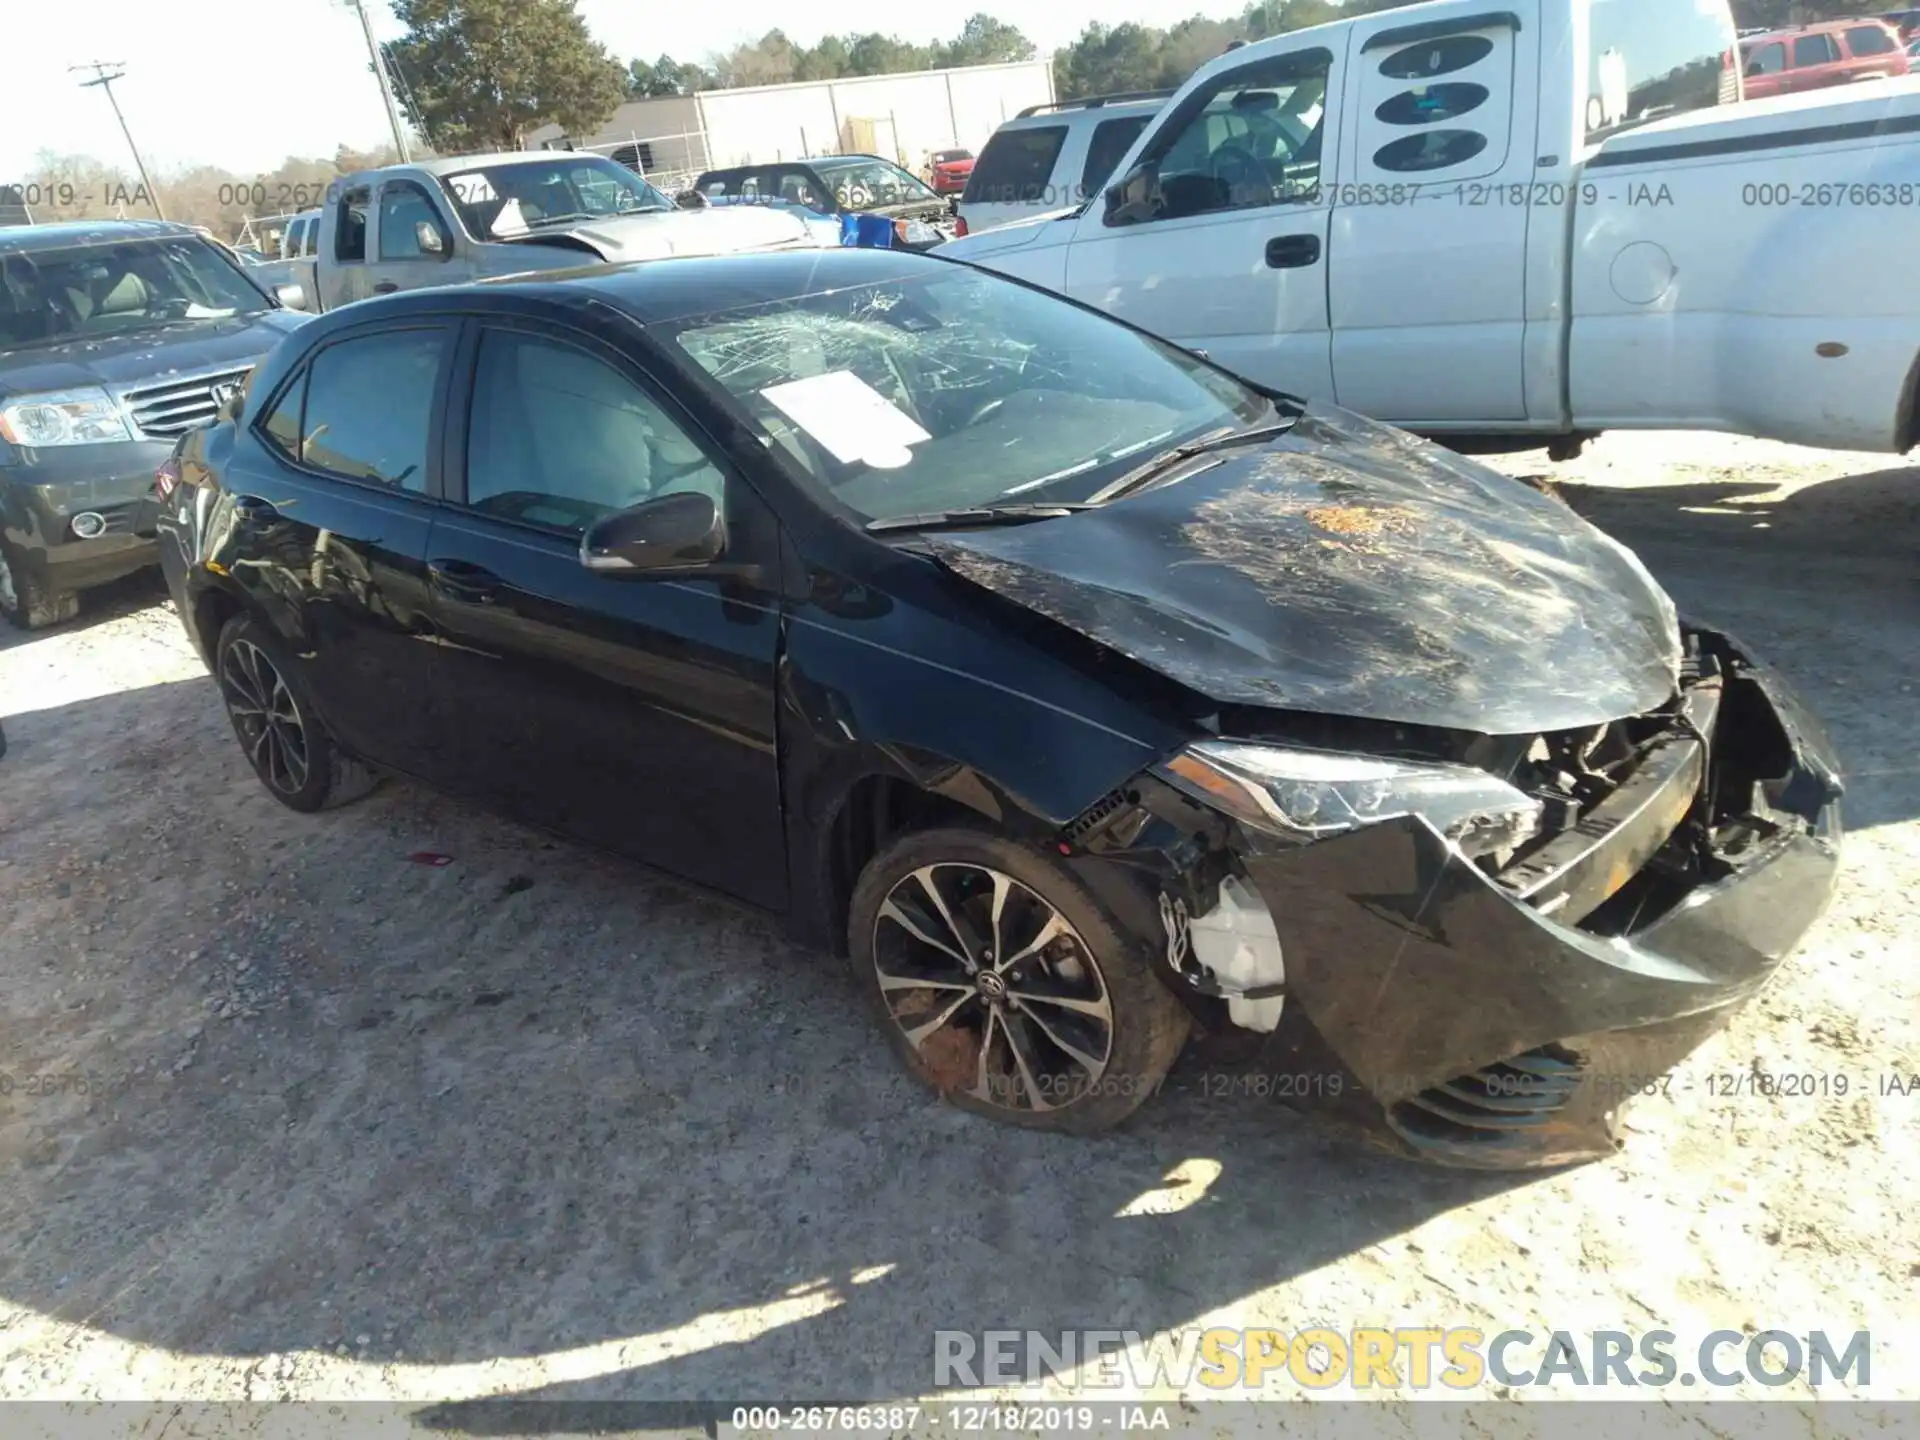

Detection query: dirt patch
xmin=0 ymin=437 xmax=1915 ymax=1421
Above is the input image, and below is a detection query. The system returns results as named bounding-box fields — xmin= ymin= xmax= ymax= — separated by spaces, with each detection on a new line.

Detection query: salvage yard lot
xmin=0 ymin=432 xmax=1915 ymax=1408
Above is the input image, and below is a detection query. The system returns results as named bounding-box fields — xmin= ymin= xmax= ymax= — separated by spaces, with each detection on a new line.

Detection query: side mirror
xmin=581 ymin=491 xmax=725 ymax=575
xmin=676 ymin=189 xmax=710 ymax=209
xmin=275 ymin=282 xmax=310 ymax=311
xmin=415 ymin=221 xmax=448 ymax=256
xmin=1104 ymin=160 xmax=1162 ymax=225
xmin=1745 ymin=61 xmax=1763 ymax=76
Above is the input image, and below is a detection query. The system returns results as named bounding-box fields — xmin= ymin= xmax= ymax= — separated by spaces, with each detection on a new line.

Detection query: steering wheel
xmin=1208 ymin=144 xmax=1267 ymax=204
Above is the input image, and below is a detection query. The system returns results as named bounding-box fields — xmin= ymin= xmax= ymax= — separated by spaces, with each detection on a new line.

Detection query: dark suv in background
xmin=0 ymin=221 xmax=305 ymax=627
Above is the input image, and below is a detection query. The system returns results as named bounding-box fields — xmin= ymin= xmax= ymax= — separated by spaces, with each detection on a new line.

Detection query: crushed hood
xmin=924 ymin=403 xmax=1681 ymax=736
xmin=529 ymin=204 xmax=824 ymax=261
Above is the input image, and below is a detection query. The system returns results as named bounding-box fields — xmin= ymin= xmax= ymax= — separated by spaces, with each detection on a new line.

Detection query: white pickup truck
xmin=944 ymin=0 xmax=1920 ymax=455
xmin=274 ymin=151 xmax=826 ymax=315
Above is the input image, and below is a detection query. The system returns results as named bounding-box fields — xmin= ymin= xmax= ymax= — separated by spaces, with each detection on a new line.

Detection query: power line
xmin=381 ymin=40 xmax=437 ymax=153
xmin=70 ymin=62 xmax=166 ymax=220
xmin=339 ymin=0 xmax=413 ymax=161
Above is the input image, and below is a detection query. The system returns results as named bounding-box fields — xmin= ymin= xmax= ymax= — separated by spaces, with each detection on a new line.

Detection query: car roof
xmin=1745 ymin=17 xmax=1895 ymax=40
xmin=996 ymin=99 xmax=1164 ymax=131
xmin=326 ymin=247 xmax=947 ymax=331
xmin=0 ymin=219 xmax=197 ymax=253
xmin=405 ymin=152 xmax=597 ymax=176
xmin=700 ymin=154 xmax=896 ymax=177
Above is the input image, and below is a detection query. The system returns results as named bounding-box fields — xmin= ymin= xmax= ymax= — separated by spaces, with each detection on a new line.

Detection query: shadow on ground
xmin=0 ymin=566 xmax=170 ymax=655
xmin=0 ymin=676 xmax=1519 ymax=1412
xmin=0 ymin=461 xmax=1911 ymax=1421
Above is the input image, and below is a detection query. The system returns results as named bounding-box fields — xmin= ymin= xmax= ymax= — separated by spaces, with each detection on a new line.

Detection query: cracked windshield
xmin=669 ymin=267 xmax=1269 ymax=521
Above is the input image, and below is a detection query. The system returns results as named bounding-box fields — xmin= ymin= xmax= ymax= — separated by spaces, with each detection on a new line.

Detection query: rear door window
xmin=1793 ymin=33 xmax=1839 ymax=66
xmin=293 ymin=328 xmax=448 ymax=491
xmin=1081 ymin=116 xmax=1152 ymax=194
xmin=1585 ymin=0 xmax=1741 ymax=140
xmin=966 ymin=125 xmax=1068 ymax=205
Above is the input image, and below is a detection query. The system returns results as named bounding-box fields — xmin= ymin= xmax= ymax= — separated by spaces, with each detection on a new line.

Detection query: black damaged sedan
xmin=155 ymin=249 xmax=1843 ymax=1167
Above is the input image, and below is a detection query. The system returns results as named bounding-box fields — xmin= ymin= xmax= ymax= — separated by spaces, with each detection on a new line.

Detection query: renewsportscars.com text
xmin=933 ymin=1327 xmax=1872 ymax=1392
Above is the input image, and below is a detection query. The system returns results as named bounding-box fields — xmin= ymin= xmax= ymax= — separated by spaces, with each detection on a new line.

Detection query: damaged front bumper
xmin=1121 ymin=629 xmax=1843 ymax=1169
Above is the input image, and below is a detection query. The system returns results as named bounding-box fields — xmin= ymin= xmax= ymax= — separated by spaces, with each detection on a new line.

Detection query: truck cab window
xmin=1586 ymin=0 xmax=1741 ymax=143
xmin=335 ymin=189 xmax=370 ymax=262
xmin=1140 ymin=50 xmax=1332 ymax=220
xmin=1745 ymin=42 xmax=1786 ymax=75
xmin=378 ymin=183 xmax=448 ymax=260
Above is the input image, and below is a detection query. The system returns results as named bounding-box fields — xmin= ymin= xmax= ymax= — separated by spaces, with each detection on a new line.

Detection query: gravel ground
xmin=0 ymin=432 xmax=1915 ymax=1427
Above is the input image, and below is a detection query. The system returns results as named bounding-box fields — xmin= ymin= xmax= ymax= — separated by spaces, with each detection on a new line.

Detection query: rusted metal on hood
xmin=924 ymin=403 xmax=1681 ymax=735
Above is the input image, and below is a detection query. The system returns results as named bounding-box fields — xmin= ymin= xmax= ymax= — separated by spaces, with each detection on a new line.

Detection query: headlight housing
xmin=0 ymin=388 xmax=136 ymax=447
xmin=1159 ymin=740 xmax=1543 ymax=858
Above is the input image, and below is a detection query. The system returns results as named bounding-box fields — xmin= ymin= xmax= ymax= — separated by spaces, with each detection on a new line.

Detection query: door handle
xmin=1265 ymin=234 xmax=1321 ymax=268
xmin=232 ymin=494 xmax=280 ymax=522
xmin=372 ymin=282 xmax=400 ymax=294
xmin=428 ymin=559 xmax=501 ymax=604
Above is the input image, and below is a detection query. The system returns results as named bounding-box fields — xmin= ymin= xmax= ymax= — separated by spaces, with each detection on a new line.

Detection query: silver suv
xmin=956 ymin=91 xmax=1171 ymax=236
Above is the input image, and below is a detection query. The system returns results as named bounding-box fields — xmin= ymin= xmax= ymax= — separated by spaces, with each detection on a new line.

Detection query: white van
xmin=955 ymin=92 xmax=1171 ymax=236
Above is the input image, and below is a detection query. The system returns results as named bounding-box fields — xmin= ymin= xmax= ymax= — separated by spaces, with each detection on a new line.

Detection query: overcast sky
xmin=1 ymin=0 xmax=1229 ymax=182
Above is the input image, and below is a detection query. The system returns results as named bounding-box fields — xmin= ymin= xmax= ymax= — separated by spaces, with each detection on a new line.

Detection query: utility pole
xmin=70 ymin=63 xmax=165 ymax=219
xmin=345 ymin=0 xmax=413 ymax=161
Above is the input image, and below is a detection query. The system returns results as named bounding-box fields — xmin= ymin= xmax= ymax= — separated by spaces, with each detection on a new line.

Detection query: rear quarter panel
xmin=1569 ymin=116 xmax=1920 ymax=450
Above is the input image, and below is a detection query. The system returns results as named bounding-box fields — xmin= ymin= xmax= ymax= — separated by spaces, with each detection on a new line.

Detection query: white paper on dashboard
xmin=759 ymin=369 xmax=932 ymax=470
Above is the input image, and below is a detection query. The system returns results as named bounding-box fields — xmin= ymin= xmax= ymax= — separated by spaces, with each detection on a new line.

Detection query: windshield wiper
xmin=1084 ymin=415 xmax=1299 ymax=506
xmin=865 ymin=503 xmax=1095 ymax=534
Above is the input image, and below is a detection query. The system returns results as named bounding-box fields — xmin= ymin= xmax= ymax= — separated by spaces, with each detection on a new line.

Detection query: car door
xmin=322 ymin=185 xmax=373 ymax=309
xmin=423 ymin=316 xmax=788 ymax=908
xmin=219 ymin=322 xmax=454 ymax=773
xmin=1743 ymin=40 xmax=1788 ymax=98
xmin=364 ymin=177 xmax=464 ymax=297
xmin=1330 ymin=12 xmax=1532 ymax=422
xmin=1060 ymin=43 xmax=1339 ymax=400
xmin=1787 ymin=31 xmax=1842 ymax=91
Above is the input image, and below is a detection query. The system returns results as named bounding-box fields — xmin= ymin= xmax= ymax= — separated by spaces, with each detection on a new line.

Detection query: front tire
xmin=849 ymin=826 xmax=1191 ymax=1133
xmin=0 ymin=542 xmax=80 ymax=630
xmin=214 ymin=612 xmax=378 ymax=812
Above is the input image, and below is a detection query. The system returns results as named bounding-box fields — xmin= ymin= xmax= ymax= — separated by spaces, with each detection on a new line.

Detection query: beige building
xmin=525 ymin=59 xmax=1056 ymax=186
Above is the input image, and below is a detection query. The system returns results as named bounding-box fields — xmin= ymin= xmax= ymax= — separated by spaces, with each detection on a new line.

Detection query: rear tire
xmin=214 ymin=612 xmax=379 ymax=812
xmin=0 ymin=543 xmax=80 ymax=630
xmin=849 ymin=825 xmax=1191 ymax=1134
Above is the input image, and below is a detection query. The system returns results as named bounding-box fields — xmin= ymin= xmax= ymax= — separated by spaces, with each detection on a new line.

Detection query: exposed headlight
xmin=0 ymin=387 xmax=135 ymax=447
xmin=1159 ymin=740 xmax=1543 ymax=858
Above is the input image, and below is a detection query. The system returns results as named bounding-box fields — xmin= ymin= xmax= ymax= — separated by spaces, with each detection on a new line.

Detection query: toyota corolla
xmin=154 ymin=249 xmax=1843 ymax=1167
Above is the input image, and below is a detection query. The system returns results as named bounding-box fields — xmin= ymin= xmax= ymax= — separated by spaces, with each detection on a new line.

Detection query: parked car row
xmin=690 ymin=154 xmax=956 ymax=249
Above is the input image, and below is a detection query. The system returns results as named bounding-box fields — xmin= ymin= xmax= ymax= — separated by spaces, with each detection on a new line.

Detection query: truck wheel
xmin=0 ymin=543 xmax=80 ymax=630
xmin=849 ymin=825 xmax=1192 ymax=1133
